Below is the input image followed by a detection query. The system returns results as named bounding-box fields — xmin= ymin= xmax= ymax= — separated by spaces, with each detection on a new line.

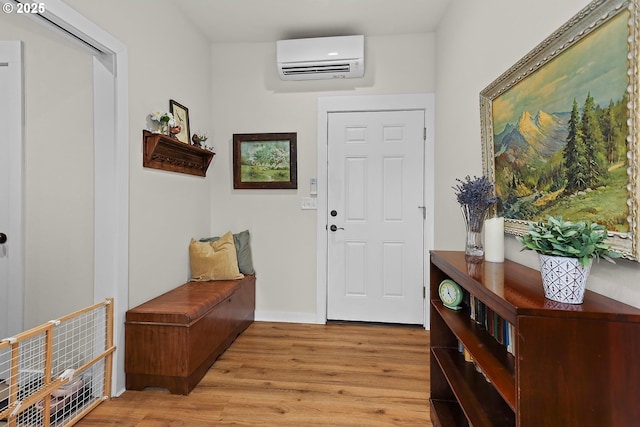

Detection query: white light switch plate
xmin=301 ymin=197 xmax=317 ymax=210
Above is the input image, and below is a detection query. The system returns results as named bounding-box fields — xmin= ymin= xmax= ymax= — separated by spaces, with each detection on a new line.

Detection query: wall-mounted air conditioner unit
xmin=276 ymin=35 xmax=364 ymax=81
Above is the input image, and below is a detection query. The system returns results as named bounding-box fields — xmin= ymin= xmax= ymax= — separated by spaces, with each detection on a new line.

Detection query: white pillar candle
xmin=484 ymin=217 xmax=504 ymax=263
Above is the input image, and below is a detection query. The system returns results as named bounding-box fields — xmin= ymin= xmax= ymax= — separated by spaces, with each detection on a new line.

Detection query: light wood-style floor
xmin=76 ymin=321 xmax=431 ymax=426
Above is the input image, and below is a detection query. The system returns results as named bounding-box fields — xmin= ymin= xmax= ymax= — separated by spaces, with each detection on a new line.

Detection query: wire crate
xmin=0 ymin=299 xmax=114 ymax=427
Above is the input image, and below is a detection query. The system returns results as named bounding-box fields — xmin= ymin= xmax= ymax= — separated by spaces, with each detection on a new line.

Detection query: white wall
xmin=62 ymin=0 xmax=213 ymax=308
xmin=436 ymin=0 xmax=640 ymax=306
xmin=0 ymin=12 xmax=94 ymax=326
xmin=3 ymin=0 xmax=216 ymax=324
xmin=208 ymin=34 xmax=436 ymax=320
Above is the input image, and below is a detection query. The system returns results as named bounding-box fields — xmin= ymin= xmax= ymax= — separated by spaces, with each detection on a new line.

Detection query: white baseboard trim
xmin=255 ymin=310 xmax=322 ymax=324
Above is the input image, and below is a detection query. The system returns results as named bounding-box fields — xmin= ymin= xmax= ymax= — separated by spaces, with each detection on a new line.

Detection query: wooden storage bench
xmin=124 ymin=274 xmax=255 ymax=395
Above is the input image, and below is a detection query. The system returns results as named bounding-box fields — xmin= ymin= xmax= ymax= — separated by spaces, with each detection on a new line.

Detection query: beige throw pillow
xmin=189 ymin=231 xmax=244 ymax=281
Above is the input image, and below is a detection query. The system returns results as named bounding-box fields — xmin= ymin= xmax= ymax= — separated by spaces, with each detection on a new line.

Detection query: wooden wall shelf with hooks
xmin=143 ymin=130 xmax=214 ymax=177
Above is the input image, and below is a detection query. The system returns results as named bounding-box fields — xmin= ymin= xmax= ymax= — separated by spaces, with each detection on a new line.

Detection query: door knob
xmin=330 ymin=225 xmax=344 ymax=232
xmin=0 ymin=233 xmax=6 ymax=244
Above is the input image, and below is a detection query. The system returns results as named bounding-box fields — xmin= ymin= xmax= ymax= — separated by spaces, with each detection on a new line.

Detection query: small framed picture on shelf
xmin=233 ymin=132 xmax=297 ymax=189
xmin=169 ymin=99 xmax=190 ymax=144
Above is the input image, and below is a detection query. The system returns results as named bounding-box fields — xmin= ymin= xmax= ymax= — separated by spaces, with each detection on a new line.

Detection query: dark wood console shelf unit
xmin=429 ymin=250 xmax=640 ymax=427
xmin=143 ymin=130 xmax=214 ymax=176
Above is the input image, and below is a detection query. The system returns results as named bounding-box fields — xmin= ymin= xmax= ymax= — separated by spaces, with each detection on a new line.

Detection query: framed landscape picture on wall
xmin=233 ymin=132 xmax=297 ymax=189
xmin=480 ymin=0 xmax=640 ymax=261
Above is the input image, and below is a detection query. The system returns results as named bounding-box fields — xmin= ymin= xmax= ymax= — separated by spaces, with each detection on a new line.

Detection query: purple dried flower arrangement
xmin=453 ymin=175 xmax=497 ymax=233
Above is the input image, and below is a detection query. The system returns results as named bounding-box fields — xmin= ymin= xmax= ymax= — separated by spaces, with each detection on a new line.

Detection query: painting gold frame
xmin=480 ymin=0 xmax=640 ymax=261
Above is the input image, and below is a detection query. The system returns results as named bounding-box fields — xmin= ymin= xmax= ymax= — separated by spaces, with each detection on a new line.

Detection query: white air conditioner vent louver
xmin=281 ymin=63 xmax=352 ymax=76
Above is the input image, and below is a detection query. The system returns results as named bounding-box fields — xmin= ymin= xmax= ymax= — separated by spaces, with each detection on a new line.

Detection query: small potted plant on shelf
xmin=517 ymin=215 xmax=620 ymax=304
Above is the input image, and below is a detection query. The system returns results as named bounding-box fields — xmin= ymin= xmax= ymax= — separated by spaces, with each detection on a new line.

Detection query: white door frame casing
xmin=0 ymin=0 xmax=129 ymax=395
xmin=316 ymin=93 xmax=435 ymax=328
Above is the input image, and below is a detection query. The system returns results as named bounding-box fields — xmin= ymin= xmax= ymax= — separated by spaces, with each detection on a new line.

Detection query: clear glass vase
xmin=461 ymin=206 xmax=489 ymax=262
xmin=156 ymin=121 xmax=169 ymax=135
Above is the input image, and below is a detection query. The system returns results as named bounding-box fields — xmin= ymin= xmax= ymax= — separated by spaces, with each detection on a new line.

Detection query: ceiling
xmin=177 ymin=0 xmax=451 ymax=43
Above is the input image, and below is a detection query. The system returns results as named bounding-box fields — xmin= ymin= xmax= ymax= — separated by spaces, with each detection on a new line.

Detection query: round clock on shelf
xmin=438 ymin=279 xmax=463 ymax=310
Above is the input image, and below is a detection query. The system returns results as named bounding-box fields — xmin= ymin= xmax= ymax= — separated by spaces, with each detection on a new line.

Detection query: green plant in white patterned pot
xmin=517 ymin=215 xmax=620 ymax=304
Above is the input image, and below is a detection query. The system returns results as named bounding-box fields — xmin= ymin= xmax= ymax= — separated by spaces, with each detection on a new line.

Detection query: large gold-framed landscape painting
xmin=480 ymin=0 xmax=640 ymax=261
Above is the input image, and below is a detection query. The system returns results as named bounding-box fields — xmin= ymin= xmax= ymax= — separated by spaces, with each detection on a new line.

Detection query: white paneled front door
xmin=0 ymin=41 xmax=24 ymax=339
xmin=326 ymin=110 xmax=425 ymax=324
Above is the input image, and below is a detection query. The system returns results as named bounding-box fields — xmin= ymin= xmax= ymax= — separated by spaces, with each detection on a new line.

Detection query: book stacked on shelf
xmin=457 ymin=340 xmax=491 ymax=385
xmin=468 ymin=294 xmax=515 ymax=355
